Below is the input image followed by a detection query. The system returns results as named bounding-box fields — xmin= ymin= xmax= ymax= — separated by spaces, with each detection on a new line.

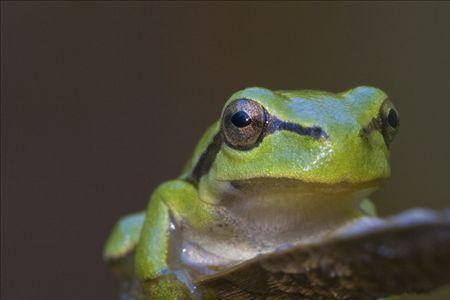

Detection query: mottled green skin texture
xmin=104 ymin=87 xmax=394 ymax=299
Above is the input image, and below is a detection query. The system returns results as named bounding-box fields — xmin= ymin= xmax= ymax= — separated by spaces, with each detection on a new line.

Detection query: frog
xmin=103 ymin=86 xmax=400 ymax=300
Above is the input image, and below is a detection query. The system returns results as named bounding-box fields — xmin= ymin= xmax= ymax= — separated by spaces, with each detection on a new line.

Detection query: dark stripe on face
xmin=187 ymin=132 xmax=223 ymax=185
xmin=266 ymin=114 xmax=328 ymax=140
xmin=187 ymin=113 xmax=327 ymax=185
xmin=360 ymin=116 xmax=382 ymax=138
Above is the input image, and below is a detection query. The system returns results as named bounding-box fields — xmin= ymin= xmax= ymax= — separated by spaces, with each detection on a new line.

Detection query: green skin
xmin=103 ymin=87 xmax=399 ymax=299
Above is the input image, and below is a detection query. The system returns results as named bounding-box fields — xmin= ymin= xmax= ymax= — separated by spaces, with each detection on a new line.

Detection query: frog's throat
xmin=217 ymin=178 xmax=381 ymax=237
xmin=181 ymin=178 xmax=381 ymax=272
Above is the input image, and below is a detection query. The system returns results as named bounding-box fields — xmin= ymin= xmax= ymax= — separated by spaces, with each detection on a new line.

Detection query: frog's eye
xmin=379 ymin=100 xmax=400 ymax=146
xmin=222 ymin=99 xmax=266 ymax=150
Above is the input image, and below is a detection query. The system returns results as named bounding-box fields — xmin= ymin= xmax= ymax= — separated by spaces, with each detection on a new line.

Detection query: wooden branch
xmin=197 ymin=208 xmax=450 ymax=300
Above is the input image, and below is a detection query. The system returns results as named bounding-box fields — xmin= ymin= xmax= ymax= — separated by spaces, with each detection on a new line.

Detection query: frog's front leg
xmin=135 ymin=179 xmax=212 ymax=300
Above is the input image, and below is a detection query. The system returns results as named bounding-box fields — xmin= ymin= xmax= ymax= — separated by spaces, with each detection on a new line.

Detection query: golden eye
xmin=221 ymin=99 xmax=266 ymax=150
xmin=380 ymin=99 xmax=400 ymax=146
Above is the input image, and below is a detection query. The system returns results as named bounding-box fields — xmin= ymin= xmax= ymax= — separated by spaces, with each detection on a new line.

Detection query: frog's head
xmin=206 ymin=86 xmax=399 ymax=187
xmin=181 ymin=87 xmax=399 ymax=242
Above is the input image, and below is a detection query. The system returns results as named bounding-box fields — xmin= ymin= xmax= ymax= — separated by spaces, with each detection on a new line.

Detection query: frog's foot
xmin=141 ymin=269 xmax=201 ymax=300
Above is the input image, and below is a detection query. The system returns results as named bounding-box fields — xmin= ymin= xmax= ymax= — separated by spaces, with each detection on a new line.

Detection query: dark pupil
xmin=231 ymin=111 xmax=252 ymax=128
xmin=387 ymin=109 xmax=398 ymax=128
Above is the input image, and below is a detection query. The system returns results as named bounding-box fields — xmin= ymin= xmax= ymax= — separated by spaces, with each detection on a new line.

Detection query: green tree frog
xmin=103 ymin=86 xmax=400 ymax=299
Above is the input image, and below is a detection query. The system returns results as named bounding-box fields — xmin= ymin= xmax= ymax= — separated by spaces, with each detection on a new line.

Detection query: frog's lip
xmin=227 ymin=177 xmax=386 ymax=192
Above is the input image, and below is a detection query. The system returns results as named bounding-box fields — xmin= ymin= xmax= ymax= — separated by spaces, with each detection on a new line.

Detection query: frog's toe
xmin=103 ymin=211 xmax=145 ymax=261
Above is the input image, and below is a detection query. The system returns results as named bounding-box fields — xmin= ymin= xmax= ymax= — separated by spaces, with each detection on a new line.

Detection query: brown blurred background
xmin=1 ymin=2 xmax=449 ymax=300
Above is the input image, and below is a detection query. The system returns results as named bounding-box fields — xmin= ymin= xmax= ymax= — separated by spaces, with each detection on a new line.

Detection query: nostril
xmin=309 ymin=127 xmax=328 ymax=139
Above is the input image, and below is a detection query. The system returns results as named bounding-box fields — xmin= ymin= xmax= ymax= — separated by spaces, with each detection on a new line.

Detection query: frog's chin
xmin=225 ymin=177 xmax=384 ymax=207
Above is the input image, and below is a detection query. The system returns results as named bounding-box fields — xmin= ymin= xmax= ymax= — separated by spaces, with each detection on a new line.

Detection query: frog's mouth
xmin=229 ymin=177 xmax=384 ymax=194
